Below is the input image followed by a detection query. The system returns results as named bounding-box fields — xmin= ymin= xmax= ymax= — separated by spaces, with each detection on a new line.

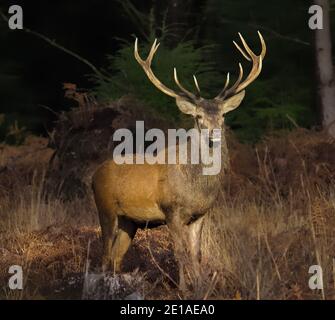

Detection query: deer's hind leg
xmin=98 ymin=210 xmax=117 ymax=271
xmin=102 ymin=215 xmax=137 ymax=272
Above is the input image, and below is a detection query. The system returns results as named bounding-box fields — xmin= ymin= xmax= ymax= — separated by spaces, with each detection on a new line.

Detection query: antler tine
xmin=134 ymin=38 xmax=159 ymax=65
xmin=238 ymin=32 xmax=257 ymax=59
xmin=257 ymin=30 xmax=267 ymax=59
xmin=193 ymin=75 xmax=201 ymax=95
xmin=135 ymin=38 xmax=200 ymax=101
xmin=233 ymin=31 xmax=266 ymax=93
xmin=224 ymin=63 xmax=244 ymax=96
xmin=223 ymin=73 xmax=230 ymax=91
xmin=233 ymin=41 xmax=251 ymax=62
xmin=216 ymin=63 xmax=244 ymax=99
xmin=134 ymin=38 xmax=179 ymax=99
xmin=147 ymin=39 xmax=160 ymax=64
xmin=216 ymin=73 xmax=230 ymax=98
xmin=134 ymin=38 xmax=143 ymax=63
xmin=215 ymin=32 xmax=266 ymax=100
xmin=174 ymin=68 xmax=198 ymax=100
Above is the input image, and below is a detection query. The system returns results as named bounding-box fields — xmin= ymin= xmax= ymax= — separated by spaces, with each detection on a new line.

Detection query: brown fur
xmin=93 ymin=34 xmax=266 ymax=285
xmin=92 ymin=141 xmax=228 ymax=292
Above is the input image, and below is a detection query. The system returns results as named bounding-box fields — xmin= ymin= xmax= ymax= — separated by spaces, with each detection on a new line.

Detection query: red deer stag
xmin=92 ymin=32 xmax=266 ymax=287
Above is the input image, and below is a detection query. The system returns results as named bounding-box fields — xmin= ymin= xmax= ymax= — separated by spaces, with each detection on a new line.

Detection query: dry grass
xmin=200 ymin=193 xmax=335 ymax=300
xmin=0 ymin=129 xmax=335 ymax=300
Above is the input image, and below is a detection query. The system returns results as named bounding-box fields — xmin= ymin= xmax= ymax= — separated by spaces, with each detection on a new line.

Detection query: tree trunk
xmin=314 ymin=0 xmax=335 ymax=137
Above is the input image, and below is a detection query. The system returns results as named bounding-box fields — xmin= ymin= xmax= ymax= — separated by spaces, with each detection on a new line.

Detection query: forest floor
xmin=1 ymin=129 xmax=335 ymax=300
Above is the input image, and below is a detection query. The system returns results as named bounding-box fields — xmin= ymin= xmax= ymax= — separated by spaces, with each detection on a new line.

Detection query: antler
xmin=134 ymin=38 xmax=200 ymax=101
xmin=216 ymin=31 xmax=266 ymax=100
xmin=135 ymin=33 xmax=266 ymax=103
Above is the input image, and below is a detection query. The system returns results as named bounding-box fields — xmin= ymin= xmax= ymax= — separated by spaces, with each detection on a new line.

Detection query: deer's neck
xmin=218 ymin=134 xmax=230 ymax=172
xmin=166 ymin=130 xmax=229 ymax=211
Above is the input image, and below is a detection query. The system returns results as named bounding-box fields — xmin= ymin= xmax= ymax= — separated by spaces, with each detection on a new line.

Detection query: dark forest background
xmin=2 ymin=1 xmax=335 ymax=301
xmin=0 ymin=0 xmax=328 ymax=143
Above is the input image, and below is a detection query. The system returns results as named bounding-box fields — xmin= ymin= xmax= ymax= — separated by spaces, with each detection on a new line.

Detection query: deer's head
xmin=135 ymin=32 xmax=266 ymax=142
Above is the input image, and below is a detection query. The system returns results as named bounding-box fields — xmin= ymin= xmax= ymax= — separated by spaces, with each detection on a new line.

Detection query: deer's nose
xmin=209 ymin=129 xmax=222 ymax=142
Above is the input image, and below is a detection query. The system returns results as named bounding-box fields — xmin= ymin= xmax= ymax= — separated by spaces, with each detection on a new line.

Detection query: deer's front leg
xmin=165 ymin=211 xmax=188 ymax=292
xmin=188 ymin=215 xmax=205 ymax=263
xmin=187 ymin=215 xmax=205 ymax=276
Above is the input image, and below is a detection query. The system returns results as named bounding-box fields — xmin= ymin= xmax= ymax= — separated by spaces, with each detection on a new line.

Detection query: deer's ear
xmin=219 ymin=90 xmax=245 ymax=114
xmin=176 ymin=97 xmax=197 ymax=116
